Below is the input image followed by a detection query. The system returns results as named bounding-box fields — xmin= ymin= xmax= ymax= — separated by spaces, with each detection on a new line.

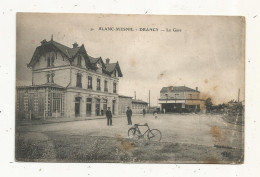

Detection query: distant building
xmin=158 ymin=86 xmax=205 ymax=113
xmin=118 ymin=95 xmax=132 ymax=115
xmin=16 ymin=38 xmax=122 ymax=119
xmin=132 ymin=99 xmax=148 ymax=114
xmin=118 ymin=96 xmax=148 ymax=115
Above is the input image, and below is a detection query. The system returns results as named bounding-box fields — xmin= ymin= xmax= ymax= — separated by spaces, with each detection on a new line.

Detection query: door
xmin=86 ymin=98 xmax=92 ymax=116
xmin=75 ymin=97 xmax=81 ymax=117
xmin=95 ymin=99 xmax=100 ymax=116
xmin=112 ymin=100 xmax=116 ymax=115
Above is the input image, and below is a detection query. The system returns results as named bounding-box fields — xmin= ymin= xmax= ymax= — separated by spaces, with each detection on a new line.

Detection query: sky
xmin=16 ymin=13 xmax=245 ymax=105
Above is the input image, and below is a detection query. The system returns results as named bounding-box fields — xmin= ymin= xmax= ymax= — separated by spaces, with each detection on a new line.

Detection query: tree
xmin=205 ymin=98 xmax=213 ymax=112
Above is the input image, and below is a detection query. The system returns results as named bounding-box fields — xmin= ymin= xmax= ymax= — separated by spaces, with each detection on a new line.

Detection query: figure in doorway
xmin=126 ymin=106 xmax=132 ymax=125
xmin=106 ymin=107 xmax=112 ymax=126
xmin=101 ymin=109 xmax=104 ymax=116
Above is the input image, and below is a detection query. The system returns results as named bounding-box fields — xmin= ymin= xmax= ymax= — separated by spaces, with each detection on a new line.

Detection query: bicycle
xmin=128 ymin=123 xmax=162 ymax=142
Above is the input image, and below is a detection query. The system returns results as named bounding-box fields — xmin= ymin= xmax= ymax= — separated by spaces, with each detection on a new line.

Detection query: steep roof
xmin=105 ymin=62 xmax=123 ymax=77
xmin=27 ymin=39 xmax=123 ymax=77
xmin=105 ymin=63 xmax=117 ymax=72
xmin=89 ymin=56 xmax=100 ymax=64
xmin=160 ymin=86 xmax=199 ymax=93
xmin=119 ymin=95 xmax=133 ymax=98
xmin=132 ymin=99 xmax=148 ymax=104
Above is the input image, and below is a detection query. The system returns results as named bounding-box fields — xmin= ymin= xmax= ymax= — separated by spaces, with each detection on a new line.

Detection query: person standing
xmin=106 ymin=107 xmax=112 ymax=126
xmin=126 ymin=106 xmax=132 ymax=125
xmin=143 ymin=108 xmax=146 ymax=117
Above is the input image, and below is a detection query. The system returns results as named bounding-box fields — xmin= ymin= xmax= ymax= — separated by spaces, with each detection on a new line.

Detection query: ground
xmin=15 ymin=113 xmax=244 ymax=163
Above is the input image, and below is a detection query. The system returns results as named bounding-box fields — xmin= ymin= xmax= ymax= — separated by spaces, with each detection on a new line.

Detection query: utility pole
xmin=134 ymin=91 xmax=136 ymax=100
xmin=238 ymin=88 xmax=240 ymax=103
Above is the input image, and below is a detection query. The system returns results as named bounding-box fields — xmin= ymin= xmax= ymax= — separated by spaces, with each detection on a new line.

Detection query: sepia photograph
xmin=15 ymin=13 xmax=245 ymax=163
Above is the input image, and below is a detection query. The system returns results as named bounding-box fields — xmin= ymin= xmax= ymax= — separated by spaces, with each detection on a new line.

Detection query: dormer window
xmin=113 ymin=70 xmax=117 ymax=77
xmin=47 ymin=53 xmax=55 ymax=67
xmin=47 ymin=56 xmax=54 ymax=67
xmin=96 ymin=62 xmax=102 ymax=74
xmin=77 ymin=55 xmax=82 ymax=66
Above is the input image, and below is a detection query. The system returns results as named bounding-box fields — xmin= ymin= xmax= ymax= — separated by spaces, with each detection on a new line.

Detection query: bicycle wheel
xmin=147 ymin=129 xmax=162 ymax=142
xmin=128 ymin=128 xmax=138 ymax=140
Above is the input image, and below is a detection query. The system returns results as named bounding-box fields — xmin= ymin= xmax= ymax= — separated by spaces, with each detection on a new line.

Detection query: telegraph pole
xmin=238 ymin=88 xmax=240 ymax=103
xmin=149 ymin=90 xmax=150 ymax=111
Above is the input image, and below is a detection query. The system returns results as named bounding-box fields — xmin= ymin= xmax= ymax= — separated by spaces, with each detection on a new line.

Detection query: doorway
xmin=112 ymin=100 xmax=116 ymax=115
xmin=75 ymin=97 xmax=81 ymax=117
xmin=86 ymin=98 xmax=92 ymax=116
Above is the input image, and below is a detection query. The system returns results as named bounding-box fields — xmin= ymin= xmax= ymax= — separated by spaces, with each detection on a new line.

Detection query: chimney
xmin=72 ymin=42 xmax=78 ymax=48
xmin=196 ymin=87 xmax=198 ymax=91
xmin=41 ymin=39 xmax=47 ymax=45
xmin=106 ymin=58 xmax=110 ymax=64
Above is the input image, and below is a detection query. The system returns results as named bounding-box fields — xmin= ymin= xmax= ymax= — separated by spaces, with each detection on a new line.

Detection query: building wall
xmin=118 ymin=97 xmax=132 ymax=115
xmin=132 ymin=103 xmax=148 ymax=114
xmin=65 ymin=88 xmax=119 ymax=118
xmin=16 ymin=87 xmax=65 ymax=120
xmin=33 ymin=51 xmax=70 ymax=70
xmin=160 ymin=91 xmax=200 ymax=100
xmin=70 ymin=67 xmax=118 ymax=94
xmin=33 ymin=68 xmax=71 ymax=87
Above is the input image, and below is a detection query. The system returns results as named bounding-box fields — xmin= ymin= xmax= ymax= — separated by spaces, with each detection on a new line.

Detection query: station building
xmin=158 ymin=86 xmax=205 ymax=113
xmin=16 ymin=38 xmax=122 ymax=119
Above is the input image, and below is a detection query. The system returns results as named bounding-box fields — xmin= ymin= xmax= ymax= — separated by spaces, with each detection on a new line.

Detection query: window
xmin=76 ymin=73 xmax=82 ymax=88
xmin=52 ymin=93 xmax=62 ymax=113
xmin=104 ymin=80 xmax=108 ymax=92
xmin=47 ymin=73 xmax=54 ymax=83
xmin=47 ymin=54 xmax=54 ymax=67
xmin=86 ymin=98 xmax=92 ymax=113
xmin=113 ymin=82 xmax=117 ymax=93
xmin=189 ymin=94 xmax=192 ymax=99
xmin=88 ymin=76 xmax=92 ymax=89
xmin=77 ymin=55 xmax=82 ymax=66
xmin=97 ymin=78 xmax=101 ymax=90
xmin=113 ymin=70 xmax=117 ymax=77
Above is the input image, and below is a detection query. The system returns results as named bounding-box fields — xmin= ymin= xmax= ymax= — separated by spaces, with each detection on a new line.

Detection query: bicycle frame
xmin=134 ymin=124 xmax=151 ymax=137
